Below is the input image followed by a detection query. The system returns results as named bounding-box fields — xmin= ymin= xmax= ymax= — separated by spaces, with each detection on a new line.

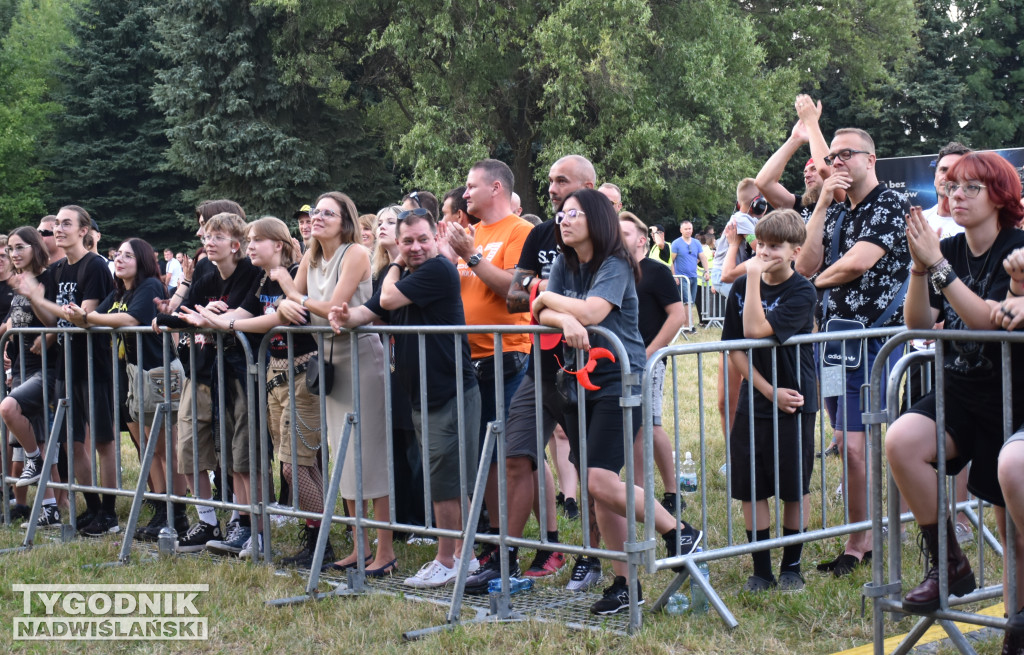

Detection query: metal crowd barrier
xmin=865 ymin=330 xmax=1023 ymax=655
xmin=1 ymin=325 xmax=264 ymax=567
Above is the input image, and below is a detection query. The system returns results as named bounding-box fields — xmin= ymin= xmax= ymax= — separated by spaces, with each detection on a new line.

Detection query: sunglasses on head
xmin=397 ymin=208 xmax=431 ymax=221
xmin=38 ymin=229 xmax=53 ymax=237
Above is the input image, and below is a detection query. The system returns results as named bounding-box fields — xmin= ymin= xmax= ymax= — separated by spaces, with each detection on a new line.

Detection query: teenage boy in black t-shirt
xmin=722 ymin=209 xmax=817 ymax=593
xmin=23 ymin=205 xmax=117 ymax=535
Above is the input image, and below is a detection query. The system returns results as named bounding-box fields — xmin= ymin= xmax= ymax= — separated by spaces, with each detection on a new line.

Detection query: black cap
xmin=90 ymin=218 xmax=99 ymax=231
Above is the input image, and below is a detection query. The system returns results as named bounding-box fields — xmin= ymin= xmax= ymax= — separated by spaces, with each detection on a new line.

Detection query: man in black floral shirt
xmin=797 ymin=126 xmax=910 ymax=577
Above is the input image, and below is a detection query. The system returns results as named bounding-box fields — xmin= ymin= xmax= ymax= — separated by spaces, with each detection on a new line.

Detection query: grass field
xmin=0 ymin=327 xmax=1011 ymax=654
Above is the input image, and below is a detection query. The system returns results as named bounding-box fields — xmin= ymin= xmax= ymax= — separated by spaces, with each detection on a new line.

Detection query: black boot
xmin=903 ymin=520 xmax=976 ymax=614
xmin=282 ymin=524 xmax=335 ymax=570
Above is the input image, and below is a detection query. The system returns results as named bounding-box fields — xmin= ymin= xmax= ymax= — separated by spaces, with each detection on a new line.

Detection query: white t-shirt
xmin=921 ymin=204 xmax=964 ymax=240
xmin=166 ymin=258 xmax=184 ymax=286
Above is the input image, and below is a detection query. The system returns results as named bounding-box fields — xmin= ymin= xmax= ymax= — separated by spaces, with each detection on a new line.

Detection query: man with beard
xmin=756 ymin=95 xmax=840 ymax=223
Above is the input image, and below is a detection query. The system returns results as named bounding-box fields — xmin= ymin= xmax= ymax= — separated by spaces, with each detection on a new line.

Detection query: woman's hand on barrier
xmin=561 ymin=316 xmax=590 ymax=351
xmin=773 ymin=388 xmax=805 ymax=413
xmin=176 ymin=306 xmax=212 ymax=329
xmin=905 ymin=206 xmax=941 ymax=269
xmin=63 ymin=302 xmax=88 ymax=327
xmin=328 ymin=304 xmax=349 ymax=332
xmin=993 ymin=297 xmax=1024 ymax=331
xmin=205 ymin=300 xmax=229 ymax=315
xmin=277 ymin=298 xmax=307 ymax=325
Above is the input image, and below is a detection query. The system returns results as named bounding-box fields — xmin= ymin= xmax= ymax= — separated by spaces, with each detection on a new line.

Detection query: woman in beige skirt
xmin=276 ymin=191 xmax=396 ymax=576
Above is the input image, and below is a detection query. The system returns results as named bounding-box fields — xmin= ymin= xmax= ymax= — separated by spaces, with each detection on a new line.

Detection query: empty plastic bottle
xmin=690 ymin=547 xmax=710 ymax=614
xmin=680 ymin=451 xmax=698 ymax=494
xmin=488 ymin=576 xmax=534 ymax=594
xmin=665 ymin=591 xmax=690 ymax=616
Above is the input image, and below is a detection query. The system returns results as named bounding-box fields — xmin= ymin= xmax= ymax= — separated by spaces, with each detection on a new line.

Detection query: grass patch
xmin=0 ymin=327 xmax=1011 ymax=653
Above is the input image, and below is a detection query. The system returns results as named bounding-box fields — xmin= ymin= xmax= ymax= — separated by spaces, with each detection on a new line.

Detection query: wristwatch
xmin=467 ymin=253 xmax=483 ymax=268
xmin=520 ymin=274 xmax=535 ymax=291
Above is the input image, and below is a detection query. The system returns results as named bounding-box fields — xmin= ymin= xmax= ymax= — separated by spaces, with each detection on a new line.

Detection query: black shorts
xmin=729 ymin=411 xmax=815 ymax=502
xmin=907 ymin=390 xmax=1024 ymax=507
xmin=504 ymin=372 xmax=567 ymax=468
xmin=55 ymin=371 xmax=115 ymax=445
xmin=6 ymin=367 xmax=54 ymax=444
xmin=563 ymin=396 xmax=642 ymax=473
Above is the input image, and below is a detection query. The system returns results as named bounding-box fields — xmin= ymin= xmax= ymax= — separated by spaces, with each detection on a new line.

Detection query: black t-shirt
xmin=53 ymin=252 xmax=115 ymax=372
xmin=0 ymin=279 xmax=15 ymax=324
xmin=931 ymin=228 xmax=1024 ymax=397
xmin=239 ymin=266 xmax=316 ymax=360
xmin=722 ymin=272 xmax=818 ymax=417
xmin=365 ymin=256 xmax=477 ymax=411
xmin=637 ymin=257 xmax=681 ymax=347
xmin=6 ymin=269 xmax=57 ymax=372
xmin=818 ymin=184 xmax=911 ymax=326
xmin=96 ymin=277 xmax=166 ymax=368
xmin=168 ymin=258 xmax=260 ymax=382
xmin=516 ymin=219 xmax=561 ymax=378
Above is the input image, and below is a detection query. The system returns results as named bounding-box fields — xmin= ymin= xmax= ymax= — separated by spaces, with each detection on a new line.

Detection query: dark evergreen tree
xmin=46 ymin=0 xmax=194 ymax=249
xmin=151 ymin=0 xmax=398 ymax=220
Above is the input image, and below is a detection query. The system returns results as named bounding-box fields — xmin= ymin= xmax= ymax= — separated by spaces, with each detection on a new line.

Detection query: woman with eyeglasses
xmin=275 ymin=191 xmax=396 ymax=576
xmin=1 ymin=227 xmax=62 ymax=527
xmin=179 ymin=216 xmax=335 ymax=569
xmin=63 ymin=238 xmax=188 ymax=540
xmin=531 ymin=188 xmax=703 ymax=615
xmin=885 ymin=152 xmax=1024 ymax=632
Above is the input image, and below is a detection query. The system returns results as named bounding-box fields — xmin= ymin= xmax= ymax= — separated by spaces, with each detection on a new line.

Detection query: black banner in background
xmin=875 ymin=148 xmax=1024 ymax=208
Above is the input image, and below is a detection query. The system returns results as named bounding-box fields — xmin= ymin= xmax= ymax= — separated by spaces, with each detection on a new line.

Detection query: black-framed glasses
xmin=37 ymin=229 xmax=53 ymax=237
xmin=944 ymin=182 xmax=987 ymax=198
xmin=555 ymin=208 xmax=585 ymax=224
xmin=397 ymin=208 xmax=430 ymax=221
xmin=823 ymin=149 xmax=871 ymax=166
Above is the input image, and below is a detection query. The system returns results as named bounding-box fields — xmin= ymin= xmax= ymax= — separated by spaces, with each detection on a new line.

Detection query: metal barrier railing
xmin=865 ymin=330 xmax=1023 ymax=655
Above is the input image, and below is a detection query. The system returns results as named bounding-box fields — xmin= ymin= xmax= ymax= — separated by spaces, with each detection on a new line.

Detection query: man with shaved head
xmin=598 ymin=182 xmax=623 ymax=213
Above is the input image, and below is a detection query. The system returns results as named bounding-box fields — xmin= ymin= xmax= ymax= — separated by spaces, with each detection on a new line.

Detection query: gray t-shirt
xmin=547 ymin=254 xmax=647 ymax=398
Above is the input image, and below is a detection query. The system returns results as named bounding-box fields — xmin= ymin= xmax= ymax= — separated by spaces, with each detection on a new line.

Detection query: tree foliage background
xmin=0 ymin=0 xmax=1020 ymax=244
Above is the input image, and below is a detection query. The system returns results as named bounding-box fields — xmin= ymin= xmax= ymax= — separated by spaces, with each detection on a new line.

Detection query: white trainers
xmin=403 ymin=559 xmax=456 ymax=588
xmin=454 ymin=556 xmax=480 ymax=575
xmin=238 ymin=534 xmax=264 ymax=560
xmin=267 ymin=502 xmax=297 ymax=527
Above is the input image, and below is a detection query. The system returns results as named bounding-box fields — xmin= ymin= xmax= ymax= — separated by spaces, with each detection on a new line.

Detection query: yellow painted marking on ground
xmin=832 ymin=603 xmax=1005 ymax=655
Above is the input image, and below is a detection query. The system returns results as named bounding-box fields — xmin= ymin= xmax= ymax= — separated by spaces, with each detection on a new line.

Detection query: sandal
xmin=365 ymin=558 xmax=399 ymax=578
xmin=742 ymin=575 xmax=776 ymax=592
xmin=817 ymin=550 xmax=871 ymax=574
xmin=327 ymin=553 xmax=373 ymax=572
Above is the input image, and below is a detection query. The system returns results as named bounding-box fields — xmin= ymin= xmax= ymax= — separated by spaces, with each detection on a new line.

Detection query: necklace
xmin=964 ymin=237 xmax=995 ymax=287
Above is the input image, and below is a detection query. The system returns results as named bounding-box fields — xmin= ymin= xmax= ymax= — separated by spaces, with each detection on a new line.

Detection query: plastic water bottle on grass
xmin=690 ymin=547 xmax=710 ymax=614
xmin=679 ymin=451 xmax=698 ymax=494
xmin=488 ymin=576 xmax=534 ymax=594
xmin=665 ymin=591 xmax=690 ymax=615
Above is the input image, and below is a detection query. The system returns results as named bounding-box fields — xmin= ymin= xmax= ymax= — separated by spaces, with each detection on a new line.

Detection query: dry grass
xmin=0 ymin=326 xmax=1011 ymax=653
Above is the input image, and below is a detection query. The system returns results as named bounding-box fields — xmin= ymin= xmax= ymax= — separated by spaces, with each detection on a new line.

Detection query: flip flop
xmin=365 ymin=558 xmax=399 ymax=578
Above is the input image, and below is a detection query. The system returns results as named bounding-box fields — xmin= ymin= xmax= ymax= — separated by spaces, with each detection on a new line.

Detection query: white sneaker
xmin=238 ymin=534 xmax=264 ymax=559
xmin=835 ymin=483 xmax=844 ymax=499
xmin=267 ymin=502 xmax=296 ymax=527
xmin=454 ymin=556 xmax=480 ymax=575
xmin=403 ymin=559 xmax=456 ymax=588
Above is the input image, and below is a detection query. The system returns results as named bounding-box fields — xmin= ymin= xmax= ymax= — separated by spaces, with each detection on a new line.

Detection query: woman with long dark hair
xmin=1 ymin=226 xmax=61 ymax=527
xmin=64 ymin=237 xmax=187 ymax=538
xmin=531 ymin=188 xmax=702 ymax=615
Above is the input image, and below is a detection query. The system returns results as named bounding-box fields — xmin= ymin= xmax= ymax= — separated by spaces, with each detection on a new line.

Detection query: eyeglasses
xmin=555 ymin=208 xmax=586 ymax=224
xmin=310 ymin=208 xmax=342 ymax=219
xmin=5 ymin=244 xmax=31 ymax=255
xmin=37 ymin=229 xmax=53 ymax=237
xmin=114 ymin=250 xmax=136 ymax=261
xmin=201 ymin=234 xmax=230 ymax=244
xmin=397 ymin=208 xmax=430 ymax=221
xmin=944 ymin=182 xmax=987 ymax=198
xmin=823 ymin=149 xmax=871 ymax=166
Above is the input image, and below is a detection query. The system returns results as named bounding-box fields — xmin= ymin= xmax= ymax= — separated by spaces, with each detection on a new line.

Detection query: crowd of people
xmin=3 ymin=94 xmax=1024 ymax=646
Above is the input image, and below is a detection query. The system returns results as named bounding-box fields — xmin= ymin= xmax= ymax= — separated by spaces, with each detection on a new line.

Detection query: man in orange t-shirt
xmin=441 ymin=157 xmax=533 ymax=534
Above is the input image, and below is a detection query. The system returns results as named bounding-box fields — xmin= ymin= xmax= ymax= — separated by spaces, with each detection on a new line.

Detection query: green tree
xmin=152 ymin=0 xmax=398 ymax=220
xmin=46 ymin=0 xmax=195 ymax=249
xmin=266 ymin=0 xmax=797 ymax=222
xmin=0 ymin=0 xmax=75 ymax=229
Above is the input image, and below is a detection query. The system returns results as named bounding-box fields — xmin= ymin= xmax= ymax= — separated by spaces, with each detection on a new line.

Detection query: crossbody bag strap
xmin=820 ymin=207 xmax=849 ymax=323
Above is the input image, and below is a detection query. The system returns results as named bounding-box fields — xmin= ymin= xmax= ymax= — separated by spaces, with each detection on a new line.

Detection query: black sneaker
xmin=16 ymin=454 xmax=44 ymax=487
xmin=80 ymin=512 xmax=120 ymax=537
xmin=563 ymin=497 xmax=580 ymax=520
xmin=22 ymin=504 xmax=61 ymax=530
xmin=665 ymin=522 xmax=703 ymax=559
xmin=590 ymin=575 xmax=643 ymax=615
xmin=135 ymin=505 xmax=168 ymax=542
xmin=465 ymin=553 xmax=521 ymax=595
xmin=475 ymin=541 xmax=498 ymax=568
xmin=176 ymin=521 xmax=222 ymax=553
xmin=75 ymin=508 xmax=97 ymax=530
xmin=660 ymin=492 xmax=687 ymax=515
xmin=282 ymin=525 xmax=335 ymax=569
xmin=1 ymin=504 xmax=31 ymax=525
xmin=565 ymin=556 xmax=602 ymax=591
